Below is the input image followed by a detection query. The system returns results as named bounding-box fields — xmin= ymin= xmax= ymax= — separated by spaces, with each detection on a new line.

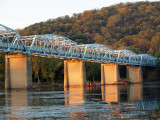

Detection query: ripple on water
xmin=0 ymin=84 xmax=160 ymax=119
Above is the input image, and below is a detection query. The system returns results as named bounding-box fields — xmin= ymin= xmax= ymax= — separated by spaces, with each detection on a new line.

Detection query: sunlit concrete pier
xmin=64 ymin=59 xmax=86 ymax=87
xmin=5 ymin=54 xmax=32 ymax=89
xmin=127 ymin=66 xmax=143 ymax=83
xmin=101 ymin=63 xmax=120 ymax=85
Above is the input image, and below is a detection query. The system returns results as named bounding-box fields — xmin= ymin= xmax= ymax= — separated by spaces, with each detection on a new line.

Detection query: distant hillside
xmin=19 ymin=1 xmax=160 ymax=56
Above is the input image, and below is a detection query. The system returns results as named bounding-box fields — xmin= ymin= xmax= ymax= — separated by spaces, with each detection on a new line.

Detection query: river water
xmin=0 ymin=84 xmax=160 ymax=119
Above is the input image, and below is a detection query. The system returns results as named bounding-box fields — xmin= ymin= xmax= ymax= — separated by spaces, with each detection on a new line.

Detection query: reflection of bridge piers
xmin=64 ymin=86 xmax=85 ymax=105
xmin=128 ymin=84 xmax=142 ymax=102
xmin=5 ymin=89 xmax=30 ymax=119
xmin=101 ymin=85 xmax=119 ymax=103
xmin=101 ymin=84 xmax=142 ymax=103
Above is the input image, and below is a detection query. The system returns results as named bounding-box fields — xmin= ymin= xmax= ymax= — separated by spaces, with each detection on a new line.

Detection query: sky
xmin=0 ymin=0 xmax=159 ymax=29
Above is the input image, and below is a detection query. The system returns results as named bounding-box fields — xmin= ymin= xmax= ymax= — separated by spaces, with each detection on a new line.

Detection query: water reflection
xmin=5 ymin=89 xmax=30 ymax=120
xmin=128 ymin=84 xmax=142 ymax=102
xmin=64 ymin=86 xmax=85 ymax=105
xmin=64 ymin=86 xmax=85 ymax=119
xmin=0 ymin=84 xmax=160 ymax=119
xmin=101 ymin=84 xmax=142 ymax=103
xmin=101 ymin=85 xmax=119 ymax=103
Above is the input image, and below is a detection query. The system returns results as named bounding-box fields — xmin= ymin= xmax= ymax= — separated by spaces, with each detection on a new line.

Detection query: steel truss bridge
xmin=0 ymin=24 xmax=156 ymax=67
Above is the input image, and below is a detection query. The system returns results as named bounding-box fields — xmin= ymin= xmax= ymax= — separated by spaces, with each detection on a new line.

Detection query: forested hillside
xmin=1 ymin=1 xmax=160 ymax=85
xmin=19 ymin=1 xmax=160 ymax=56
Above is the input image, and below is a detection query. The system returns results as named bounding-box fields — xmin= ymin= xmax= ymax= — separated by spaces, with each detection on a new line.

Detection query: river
xmin=0 ymin=83 xmax=160 ymax=119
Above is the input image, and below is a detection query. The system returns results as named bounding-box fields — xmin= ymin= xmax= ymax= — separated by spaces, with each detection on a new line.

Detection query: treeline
xmin=19 ymin=1 xmax=160 ymax=56
xmin=1 ymin=1 xmax=160 ymax=84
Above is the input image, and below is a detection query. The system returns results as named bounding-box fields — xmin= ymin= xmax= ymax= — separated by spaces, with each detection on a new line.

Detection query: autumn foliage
xmin=19 ymin=1 xmax=160 ymax=56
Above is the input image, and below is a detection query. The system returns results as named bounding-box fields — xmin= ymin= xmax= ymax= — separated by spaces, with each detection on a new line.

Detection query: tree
xmin=32 ymin=57 xmax=41 ymax=84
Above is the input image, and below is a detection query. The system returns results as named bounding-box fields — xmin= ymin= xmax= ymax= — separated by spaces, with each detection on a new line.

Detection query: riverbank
xmin=32 ymin=79 xmax=160 ymax=88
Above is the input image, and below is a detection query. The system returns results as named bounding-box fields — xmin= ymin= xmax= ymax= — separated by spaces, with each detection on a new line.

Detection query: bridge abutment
xmin=64 ymin=59 xmax=86 ymax=87
xmin=101 ymin=63 xmax=120 ymax=84
xmin=5 ymin=54 xmax=32 ymax=89
xmin=126 ymin=66 xmax=143 ymax=83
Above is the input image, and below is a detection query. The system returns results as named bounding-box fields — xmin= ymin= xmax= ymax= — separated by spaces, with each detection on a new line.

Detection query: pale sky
xmin=0 ymin=0 xmax=158 ymax=29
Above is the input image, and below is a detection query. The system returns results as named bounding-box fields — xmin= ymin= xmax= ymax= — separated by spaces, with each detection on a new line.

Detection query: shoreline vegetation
xmin=32 ymin=79 xmax=160 ymax=88
xmin=0 ymin=78 xmax=160 ymax=88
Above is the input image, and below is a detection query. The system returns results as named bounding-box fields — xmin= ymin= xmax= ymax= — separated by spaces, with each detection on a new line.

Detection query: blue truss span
xmin=0 ymin=24 xmax=156 ymax=67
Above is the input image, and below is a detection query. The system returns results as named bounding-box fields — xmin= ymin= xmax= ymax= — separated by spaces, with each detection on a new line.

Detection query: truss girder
xmin=78 ymin=43 xmax=115 ymax=61
xmin=0 ymin=24 xmax=24 ymax=47
xmin=0 ymin=24 xmax=156 ymax=67
xmin=113 ymin=50 xmax=155 ymax=66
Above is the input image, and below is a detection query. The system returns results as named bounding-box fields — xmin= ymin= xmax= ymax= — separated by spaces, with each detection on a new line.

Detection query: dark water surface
xmin=0 ymin=84 xmax=160 ymax=119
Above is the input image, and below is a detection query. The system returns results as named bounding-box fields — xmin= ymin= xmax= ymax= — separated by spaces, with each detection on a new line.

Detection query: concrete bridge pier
xmin=126 ymin=66 xmax=143 ymax=83
xmin=64 ymin=59 xmax=86 ymax=87
xmin=101 ymin=63 xmax=120 ymax=84
xmin=5 ymin=54 xmax=32 ymax=89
